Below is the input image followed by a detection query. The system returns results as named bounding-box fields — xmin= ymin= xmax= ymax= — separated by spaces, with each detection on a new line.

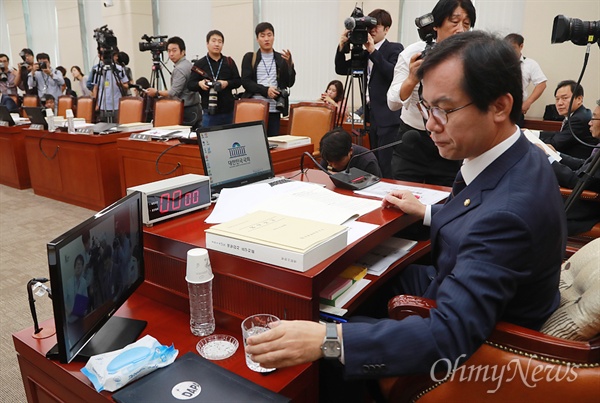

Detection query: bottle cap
xmin=185 ymin=248 xmax=214 ymax=284
xmin=66 ymin=109 xmax=74 ymax=118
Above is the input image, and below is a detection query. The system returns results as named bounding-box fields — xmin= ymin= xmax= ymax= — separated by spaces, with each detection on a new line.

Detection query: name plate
xmin=30 ymin=124 xmax=45 ymax=130
xmin=0 ymin=120 xmax=9 ymax=127
xmin=130 ymin=133 xmax=152 ymax=141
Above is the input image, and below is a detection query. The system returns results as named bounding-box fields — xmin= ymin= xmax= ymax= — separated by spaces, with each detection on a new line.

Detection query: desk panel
xmin=117 ymin=138 xmax=313 ymax=195
xmin=0 ymin=125 xmax=31 ymax=189
xmin=523 ymin=118 xmax=562 ymax=131
xmin=24 ymin=130 xmax=128 ymax=210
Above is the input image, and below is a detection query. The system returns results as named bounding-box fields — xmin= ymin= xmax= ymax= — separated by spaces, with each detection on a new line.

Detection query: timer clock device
xmin=127 ymin=174 xmax=211 ymax=226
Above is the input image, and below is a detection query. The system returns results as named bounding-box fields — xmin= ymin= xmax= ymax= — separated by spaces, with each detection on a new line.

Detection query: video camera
xmin=416 ymin=13 xmax=436 ymax=59
xmin=139 ymin=34 xmax=168 ymax=53
xmin=344 ymin=6 xmax=377 ymax=46
xmin=94 ymin=25 xmax=118 ymax=64
xmin=551 ymin=15 xmax=600 ymax=46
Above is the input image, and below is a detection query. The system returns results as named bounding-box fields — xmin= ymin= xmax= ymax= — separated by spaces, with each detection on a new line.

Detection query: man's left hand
xmin=245 ymin=320 xmax=326 ymax=369
xmin=146 ymin=88 xmax=158 ymax=97
xmin=282 ymin=49 xmax=293 ymax=67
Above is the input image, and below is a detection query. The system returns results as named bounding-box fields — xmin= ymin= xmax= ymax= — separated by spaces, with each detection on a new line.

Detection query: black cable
xmin=38 ymin=131 xmax=59 ymax=160
xmin=155 ymin=142 xmax=183 ymax=175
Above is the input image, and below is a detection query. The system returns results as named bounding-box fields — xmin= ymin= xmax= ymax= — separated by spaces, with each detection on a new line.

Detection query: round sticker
xmin=171 ymin=381 xmax=202 ymax=400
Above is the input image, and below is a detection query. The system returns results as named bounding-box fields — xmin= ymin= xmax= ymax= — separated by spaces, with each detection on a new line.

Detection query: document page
xmin=355 ymin=182 xmax=449 ymax=205
xmin=523 ymin=129 xmax=562 ymax=162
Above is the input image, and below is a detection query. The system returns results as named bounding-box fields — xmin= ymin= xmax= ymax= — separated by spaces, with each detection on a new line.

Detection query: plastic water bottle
xmin=188 ymin=280 xmax=215 ymax=336
xmin=186 ymin=248 xmax=215 ymax=336
xmin=46 ymin=109 xmax=55 ymax=132
xmin=66 ymin=109 xmax=75 ymax=133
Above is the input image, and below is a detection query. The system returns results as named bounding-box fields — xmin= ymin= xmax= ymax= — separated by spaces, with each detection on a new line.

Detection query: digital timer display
xmin=146 ymin=181 xmax=210 ymax=221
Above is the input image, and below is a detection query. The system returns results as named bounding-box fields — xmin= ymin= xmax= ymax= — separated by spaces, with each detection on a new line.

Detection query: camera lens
xmin=208 ymin=88 xmax=218 ymax=115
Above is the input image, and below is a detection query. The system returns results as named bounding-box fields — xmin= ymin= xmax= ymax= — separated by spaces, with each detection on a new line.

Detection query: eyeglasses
xmin=418 ymin=100 xmax=474 ymax=125
xmin=590 ymin=118 xmax=600 ymax=121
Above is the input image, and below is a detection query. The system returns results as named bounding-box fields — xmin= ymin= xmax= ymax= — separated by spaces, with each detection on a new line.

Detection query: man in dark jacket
xmin=241 ymin=22 xmax=296 ymax=137
xmin=335 ymin=8 xmax=403 ymax=178
xmin=540 ymin=80 xmax=598 ymax=159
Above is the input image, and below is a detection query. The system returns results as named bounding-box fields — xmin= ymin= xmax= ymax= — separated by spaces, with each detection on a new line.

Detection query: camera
xmin=18 ymin=51 xmax=30 ymax=69
xmin=207 ymin=81 xmax=222 ymax=116
xmin=551 ymin=15 xmax=600 ymax=46
xmin=275 ymin=87 xmax=290 ymax=116
xmin=38 ymin=61 xmax=48 ymax=70
xmin=94 ymin=25 xmax=118 ymax=64
xmin=0 ymin=62 xmax=7 ymax=82
xmin=139 ymin=34 xmax=168 ymax=53
xmin=416 ymin=13 xmax=436 ymax=59
xmin=344 ymin=6 xmax=377 ymax=46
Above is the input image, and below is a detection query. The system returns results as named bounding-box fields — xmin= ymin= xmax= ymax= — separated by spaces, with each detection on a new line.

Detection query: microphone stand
xmin=28 ymin=278 xmax=55 ymax=339
xmin=329 ymin=138 xmax=403 ymax=190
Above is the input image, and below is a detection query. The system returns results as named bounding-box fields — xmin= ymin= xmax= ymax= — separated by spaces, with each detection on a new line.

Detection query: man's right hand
xmin=267 ymin=86 xmax=280 ymax=99
xmin=339 ymin=29 xmax=350 ymax=51
xmin=383 ymin=190 xmax=426 ymax=219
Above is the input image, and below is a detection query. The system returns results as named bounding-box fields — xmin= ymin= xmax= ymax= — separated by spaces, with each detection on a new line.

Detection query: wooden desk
xmin=0 ymin=125 xmax=31 ymax=189
xmin=523 ymin=118 xmax=562 ymax=131
xmin=24 ymin=130 xmax=129 ymax=210
xmin=12 ymin=289 xmax=316 ymax=402
xmin=141 ymin=170 xmax=443 ymax=322
xmin=117 ymin=138 xmax=314 ymax=195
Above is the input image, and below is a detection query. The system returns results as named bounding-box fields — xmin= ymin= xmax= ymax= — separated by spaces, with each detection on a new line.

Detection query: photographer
xmin=387 ymin=0 xmax=476 ymax=187
xmin=14 ymin=48 xmax=37 ymax=95
xmin=241 ymin=22 xmax=296 ymax=137
xmin=91 ymin=47 xmax=130 ymax=122
xmin=0 ymin=54 xmax=18 ymax=96
xmin=146 ymin=36 xmax=200 ymax=127
xmin=188 ymin=30 xmax=241 ymax=127
xmin=335 ymin=9 xmax=404 ymax=179
xmin=27 ymin=53 xmax=64 ymax=113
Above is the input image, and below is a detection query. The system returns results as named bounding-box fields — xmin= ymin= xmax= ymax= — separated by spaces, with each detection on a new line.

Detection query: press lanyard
xmin=207 ymin=54 xmax=223 ymax=81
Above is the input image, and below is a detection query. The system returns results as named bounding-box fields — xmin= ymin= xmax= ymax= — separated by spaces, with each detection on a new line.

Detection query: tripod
xmin=96 ymin=61 xmax=126 ymax=123
xmin=337 ymin=45 xmax=369 ymax=146
xmin=149 ymin=51 xmax=170 ymax=91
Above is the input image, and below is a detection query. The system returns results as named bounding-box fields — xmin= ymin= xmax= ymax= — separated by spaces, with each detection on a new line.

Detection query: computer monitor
xmin=196 ymin=121 xmax=275 ymax=194
xmin=46 ymin=192 xmax=146 ymax=363
xmin=23 ymin=106 xmax=48 ymax=130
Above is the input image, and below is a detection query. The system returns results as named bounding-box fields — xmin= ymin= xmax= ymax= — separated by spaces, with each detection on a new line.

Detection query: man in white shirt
xmin=505 ymin=33 xmax=547 ymax=126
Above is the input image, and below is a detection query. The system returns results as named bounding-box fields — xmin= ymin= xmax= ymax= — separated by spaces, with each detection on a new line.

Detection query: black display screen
xmin=146 ymin=181 xmax=211 ymax=220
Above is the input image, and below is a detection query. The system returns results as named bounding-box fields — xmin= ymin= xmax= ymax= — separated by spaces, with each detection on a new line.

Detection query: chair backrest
xmin=153 ymin=98 xmax=184 ymax=127
xmin=57 ymin=95 xmax=75 ymax=118
xmin=76 ymin=96 xmax=95 ymax=123
xmin=288 ymin=102 xmax=335 ymax=157
xmin=8 ymin=94 xmax=20 ymax=108
xmin=22 ymin=95 xmax=40 ymax=118
xmin=118 ymin=96 xmax=145 ymax=124
xmin=233 ymin=99 xmax=269 ymax=129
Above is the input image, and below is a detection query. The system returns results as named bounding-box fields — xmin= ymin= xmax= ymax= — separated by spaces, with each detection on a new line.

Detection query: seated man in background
xmin=0 ymin=89 xmax=19 ymax=114
xmin=540 ymin=80 xmax=597 ymax=159
xmin=245 ymin=32 xmax=566 ymax=400
xmin=319 ymin=127 xmax=382 ymax=177
xmin=539 ymin=99 xmax=600 ymax=236
xmin=41 ymin=94 xmax=55 ymax=115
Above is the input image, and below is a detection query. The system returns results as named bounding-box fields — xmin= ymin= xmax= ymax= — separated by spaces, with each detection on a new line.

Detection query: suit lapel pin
xmin=464 ymin=199 xmax=471 ymax=207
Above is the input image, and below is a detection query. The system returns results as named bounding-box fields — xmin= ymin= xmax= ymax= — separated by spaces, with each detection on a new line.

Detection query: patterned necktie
xmin=560 ymin=117 xmax=568 ymax=131
xmin=451 ymin=170 xmax=466 ymax=197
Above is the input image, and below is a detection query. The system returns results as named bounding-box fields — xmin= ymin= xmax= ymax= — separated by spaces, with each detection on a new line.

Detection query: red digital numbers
xmin=159 ymin=190 xmax=200 ymax=213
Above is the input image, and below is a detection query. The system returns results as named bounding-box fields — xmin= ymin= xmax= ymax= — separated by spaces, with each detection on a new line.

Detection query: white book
xmin=118 ymin=122 xmax=154 ymax=132
xmin=268 ymin=135 xmax=311 ymax=149
xmin=205 ymin=211 xmax=348 ymax=271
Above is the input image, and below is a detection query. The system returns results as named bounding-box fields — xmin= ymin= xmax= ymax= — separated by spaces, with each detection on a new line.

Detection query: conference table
xmin=23 ymin=129 xmax=130 ymax=210
xmin=0 ymin=124 xmax=31 ymax=189
xmin=13 ymin=169 xmax=448 ymax=402
xmin=116 ymin=137 xmax=314 ymax=196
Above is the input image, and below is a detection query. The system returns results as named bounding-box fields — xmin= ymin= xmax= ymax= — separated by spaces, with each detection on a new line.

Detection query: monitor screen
xmin=47 ymin=192 xmax=146 ymax=363
xmin=197 ymin=121 xmax=274 ymax=193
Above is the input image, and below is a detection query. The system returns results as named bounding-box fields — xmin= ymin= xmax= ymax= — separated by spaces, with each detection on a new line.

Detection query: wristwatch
xmin=321 ymin=323 xmax=341 ymax=359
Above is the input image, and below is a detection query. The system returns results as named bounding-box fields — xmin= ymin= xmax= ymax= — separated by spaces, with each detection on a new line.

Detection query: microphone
xmin=329 ymin=136 xmax=406 ymax=190
xmin=344 ymin=18 xmax=356 ymax=30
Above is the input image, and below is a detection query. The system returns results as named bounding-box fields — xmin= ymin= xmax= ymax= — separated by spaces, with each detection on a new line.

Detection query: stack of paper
xmin=205 ymin=211 xmax=349 ymax=271
xmin=118 ymin=122 xmax=154 ymax=132
xmin=268 ymin=135 xmax=311 ymax=149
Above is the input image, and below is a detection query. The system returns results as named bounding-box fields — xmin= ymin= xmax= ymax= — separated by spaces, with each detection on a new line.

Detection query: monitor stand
xmin=46 ymin=316 xmax=147 ymax=362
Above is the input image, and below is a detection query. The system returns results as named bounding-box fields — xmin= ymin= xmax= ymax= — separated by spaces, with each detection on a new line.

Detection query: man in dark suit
xmin=335 ymin=8 xmax=403 ymax=178
xmin=245 ymin=32 xmax=566 ymax=398
xmin=540 ymin=80 xmax=597 ymax=159
xmin=0 ymin=90 xmax=19 ymax=114
xmin=542 ymin=99 xmax=600 ymax=235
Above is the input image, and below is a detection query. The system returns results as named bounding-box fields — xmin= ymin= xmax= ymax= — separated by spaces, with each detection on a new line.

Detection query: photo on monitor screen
xmin=46 ymin=191 xmax=146 ymax=363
